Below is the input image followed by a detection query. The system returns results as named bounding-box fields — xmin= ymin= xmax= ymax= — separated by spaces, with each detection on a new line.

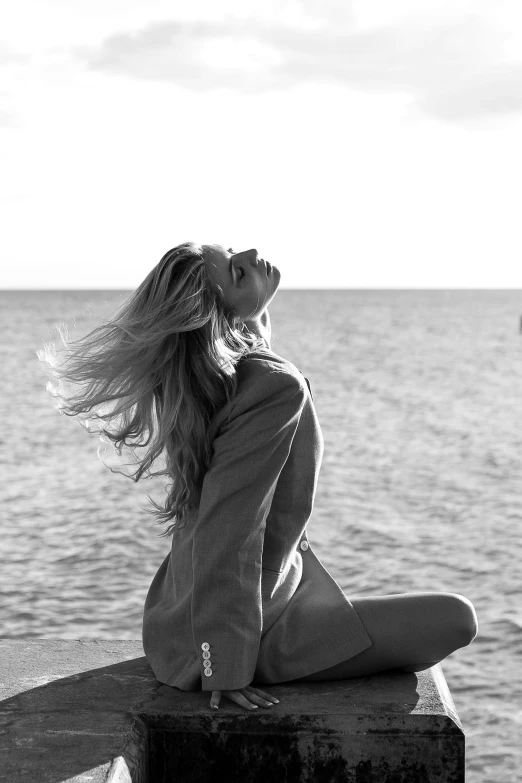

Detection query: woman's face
xmin=202 ymin=244 xmax=280 ymax=322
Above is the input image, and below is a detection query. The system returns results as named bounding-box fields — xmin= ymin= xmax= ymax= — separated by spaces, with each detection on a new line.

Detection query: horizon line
xmin=2 ymin=287 xmax=522 ymax=292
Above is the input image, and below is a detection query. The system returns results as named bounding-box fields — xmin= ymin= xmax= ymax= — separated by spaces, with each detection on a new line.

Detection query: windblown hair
xmin=37 ymin=242 xmax=268 ymax=537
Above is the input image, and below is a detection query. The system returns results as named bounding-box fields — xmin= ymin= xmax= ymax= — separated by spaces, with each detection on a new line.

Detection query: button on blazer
xmin=142 ymin=348 xmax=372 ymax=692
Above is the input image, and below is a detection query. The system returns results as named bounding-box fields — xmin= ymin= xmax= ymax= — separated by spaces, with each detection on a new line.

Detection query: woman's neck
xmin=243 ymin=309 xmax=271 ymax=349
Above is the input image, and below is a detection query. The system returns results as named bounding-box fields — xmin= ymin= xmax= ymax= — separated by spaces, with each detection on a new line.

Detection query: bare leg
xmin=293 ymin=591 xmax=478 ymax=682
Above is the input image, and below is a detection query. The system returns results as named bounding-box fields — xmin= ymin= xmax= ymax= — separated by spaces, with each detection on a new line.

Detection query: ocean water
xmin=1 ymin=288 xmax=521 ymax=782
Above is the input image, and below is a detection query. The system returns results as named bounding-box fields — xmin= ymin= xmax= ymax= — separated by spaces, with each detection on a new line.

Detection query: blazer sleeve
xmin=191 ymin=368 xmax=306 ymax=692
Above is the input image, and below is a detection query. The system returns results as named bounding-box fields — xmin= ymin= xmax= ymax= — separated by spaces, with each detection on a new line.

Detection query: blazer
xmin=142 ymin=347 xmax=372 ymax=692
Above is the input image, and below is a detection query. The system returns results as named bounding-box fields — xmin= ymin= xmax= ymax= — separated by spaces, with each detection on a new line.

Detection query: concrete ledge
xmin=0 ymin=640 xmax=464 ymax=782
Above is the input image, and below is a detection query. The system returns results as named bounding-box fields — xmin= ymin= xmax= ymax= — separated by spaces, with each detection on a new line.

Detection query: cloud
xmin=418 ymin=62 xmax=522 ymax=122
xmin=77 ymin=14 xmax=522 ymax=123
xmin=0 ymin=41 xmax=29 ymax=65
xmin=0 ymin=109 xmax=13 ymax=126
xmin=0 ymin=43 xmax=33 ymax=127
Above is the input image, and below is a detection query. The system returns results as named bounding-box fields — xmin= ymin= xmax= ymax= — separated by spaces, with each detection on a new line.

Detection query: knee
xmin=447 ymin=593 xmax=478 ymax=647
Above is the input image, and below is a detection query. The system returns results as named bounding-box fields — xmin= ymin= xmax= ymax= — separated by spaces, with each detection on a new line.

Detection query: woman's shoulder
xmin=212 ymin=348 xmax=306 ymax=431
xmin=236 ymin=347 xmax=304 ymax=386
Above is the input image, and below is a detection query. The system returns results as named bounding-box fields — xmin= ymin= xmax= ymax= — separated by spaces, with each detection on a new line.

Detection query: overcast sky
xmin=1 ymin=0 xmax=522 ymax=288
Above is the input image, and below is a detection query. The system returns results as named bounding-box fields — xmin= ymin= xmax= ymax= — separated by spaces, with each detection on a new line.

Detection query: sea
xmin=1 ymin=288 xmax=521 ymax=782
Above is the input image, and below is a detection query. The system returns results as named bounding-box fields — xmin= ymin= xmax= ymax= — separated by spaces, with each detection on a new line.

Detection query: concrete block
xmin=0 ymin=640 xmax=464 ymax=782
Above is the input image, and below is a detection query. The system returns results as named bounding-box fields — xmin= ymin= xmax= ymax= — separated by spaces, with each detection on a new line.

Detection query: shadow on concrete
xmin=1 ymin=654 xmax=151 ymax=783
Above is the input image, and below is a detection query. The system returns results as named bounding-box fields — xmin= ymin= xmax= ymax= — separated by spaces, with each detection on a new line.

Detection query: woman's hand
xmin=210 ymin=686 xmax=279 ymax=711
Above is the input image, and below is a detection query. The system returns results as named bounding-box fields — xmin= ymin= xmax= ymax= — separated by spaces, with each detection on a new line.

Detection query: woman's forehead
xmin=202 ymin=244 xmax=229 ymax=259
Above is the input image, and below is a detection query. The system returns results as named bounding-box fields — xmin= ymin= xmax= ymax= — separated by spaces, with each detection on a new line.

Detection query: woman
xmin=39 ymin=242 xmax=478 ymax=713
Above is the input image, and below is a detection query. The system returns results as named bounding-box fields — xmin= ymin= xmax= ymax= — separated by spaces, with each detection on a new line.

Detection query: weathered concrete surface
xmin=0 ymin=640 xmax=464 ymax=782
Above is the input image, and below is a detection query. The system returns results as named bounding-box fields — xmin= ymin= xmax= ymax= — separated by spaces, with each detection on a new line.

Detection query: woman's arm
xmin=191 ymin=369 xmax=306 ymax=694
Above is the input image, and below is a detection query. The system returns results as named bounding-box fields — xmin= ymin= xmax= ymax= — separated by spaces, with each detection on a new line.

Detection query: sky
xmin=1 ymin=0 xmax=522 ymax=289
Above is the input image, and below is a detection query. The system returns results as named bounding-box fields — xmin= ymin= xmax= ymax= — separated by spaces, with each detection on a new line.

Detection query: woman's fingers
xmin=243 ymin=686 xmax=279 ymax=705
xmin=226 ymin=690 xmax=261 ymax=710
xmin=209 ymin=686 xmax=281 ymax=711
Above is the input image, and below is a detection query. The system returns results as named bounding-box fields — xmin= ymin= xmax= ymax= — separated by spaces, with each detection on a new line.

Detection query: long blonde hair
xmin=37 ymin=242 xmax=268 ymax=537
